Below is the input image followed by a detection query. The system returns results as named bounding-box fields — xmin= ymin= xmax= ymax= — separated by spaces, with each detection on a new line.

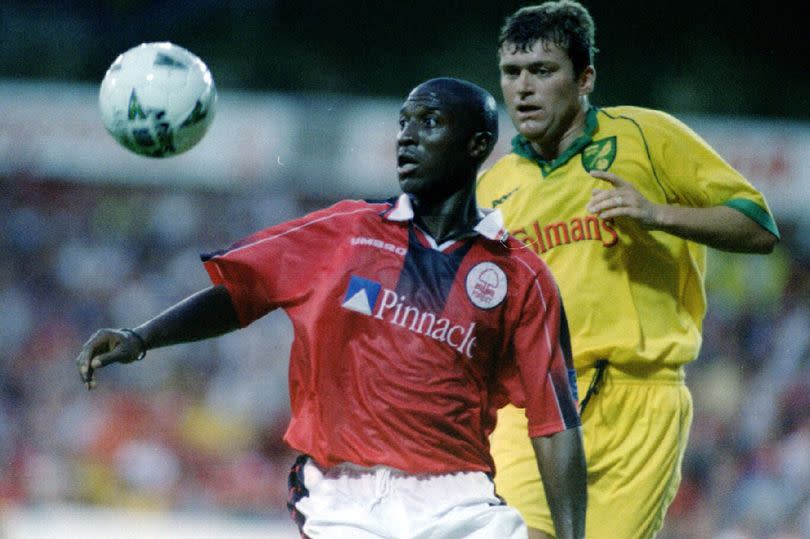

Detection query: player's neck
xmin=530 ymin=98 xmax=590 ymax=161
xmin=413 ymin=188 xmax=479 ymax=245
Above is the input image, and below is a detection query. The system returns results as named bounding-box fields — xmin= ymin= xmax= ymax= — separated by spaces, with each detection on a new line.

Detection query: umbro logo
xmin=351 ymin=236 xmax=407 ymax=256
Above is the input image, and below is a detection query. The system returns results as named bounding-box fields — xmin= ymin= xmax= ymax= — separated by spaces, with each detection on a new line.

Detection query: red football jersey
xmin=203 ymin=195 xmax=579 ymax=474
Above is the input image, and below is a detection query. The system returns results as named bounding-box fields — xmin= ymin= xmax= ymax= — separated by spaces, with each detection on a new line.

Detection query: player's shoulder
xmin=482 ymin=151 xmax=527 ymax=174
xmin=329 ymin=197 xmax=393 ymax=211
xmin=309 ymin=198 xmax=394 ymax=221
xmin=598 ymin=105 xmax=696 ymax=137
xmin=496 ymin=235 xmax=557 ymax=284
xmin=599 ymin=105 xmax=677 ymax=123
xmin=476 ymin=152 xmax=527 ymax=195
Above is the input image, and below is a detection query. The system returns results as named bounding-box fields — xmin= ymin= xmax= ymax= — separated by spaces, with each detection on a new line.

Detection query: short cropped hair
xmin=417 ymin=77 xmax=499 ymax=161
xmin=498 ymin=0 xmax=598 ymax=76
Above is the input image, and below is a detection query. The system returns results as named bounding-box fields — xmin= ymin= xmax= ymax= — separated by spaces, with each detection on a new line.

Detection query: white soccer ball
xmin=99 ymin=42 xmax=217 ymax=157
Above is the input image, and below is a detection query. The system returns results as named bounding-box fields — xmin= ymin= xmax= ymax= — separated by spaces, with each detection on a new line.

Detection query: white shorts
xmin=287 ymin=456 xmax=527 ymax=539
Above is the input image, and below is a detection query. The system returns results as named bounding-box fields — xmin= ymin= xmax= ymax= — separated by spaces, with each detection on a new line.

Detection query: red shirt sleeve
xmin=509 ymin=262 xmax=580 ymax=438
xmin=201 ymin=200 xmax=362 ymax=326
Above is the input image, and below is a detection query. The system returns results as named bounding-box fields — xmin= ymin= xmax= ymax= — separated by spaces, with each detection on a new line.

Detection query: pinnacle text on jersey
xmin=511 ymin=214 xmax=618 ymax=254
xmin=374 ymin=288 xmax=477 ymax=358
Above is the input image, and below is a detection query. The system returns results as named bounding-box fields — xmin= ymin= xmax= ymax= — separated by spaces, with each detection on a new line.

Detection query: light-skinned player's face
xmin=499 ymin=40 xmax=594 ymax=152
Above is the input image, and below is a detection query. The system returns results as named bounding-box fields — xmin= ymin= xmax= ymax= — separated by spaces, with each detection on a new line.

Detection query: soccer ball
xmin=99 ymin=42 xmax=217 ymax=157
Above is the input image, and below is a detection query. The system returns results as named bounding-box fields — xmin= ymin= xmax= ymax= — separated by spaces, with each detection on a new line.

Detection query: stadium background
xmin=1 ymin=1 xmax=808 ymax=538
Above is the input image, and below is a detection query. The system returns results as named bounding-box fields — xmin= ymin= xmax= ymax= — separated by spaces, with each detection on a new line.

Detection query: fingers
xmin=587 ymin=189 xmax=626 ymax=215
xmin=76 ymin=328 xmax=132 ymax=390
xmin=587 ymin=183 xmax=657 ymax=226
xmin=77 ymin=333 xmax=110 ymax=390
xmin=76 ymin=343 xmax=96 ymax=390
xmin=587 ymin=171 xmax=638 ymax=218
xmin=589 ymin=169 xmax=627 ymax=186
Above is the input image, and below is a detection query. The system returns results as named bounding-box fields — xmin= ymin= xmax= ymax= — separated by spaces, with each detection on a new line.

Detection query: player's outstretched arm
xmin=531 ymin=427 xmax=587 ymax=539
xmin=76 ymin=284 xmax=240 ymax=389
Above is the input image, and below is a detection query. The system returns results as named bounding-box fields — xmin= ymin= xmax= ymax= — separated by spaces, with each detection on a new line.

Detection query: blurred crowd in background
xmin=2 ymin=2 xmax=808 ymax=538
xmin=3 ymin=0 xmax=808 ymax=122
xmin=0 ymin=176 xmax=807 ymax=538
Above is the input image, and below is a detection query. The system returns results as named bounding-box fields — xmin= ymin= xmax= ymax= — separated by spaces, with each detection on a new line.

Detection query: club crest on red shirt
xmin=465 ymin=262 xmax=507 ymax=309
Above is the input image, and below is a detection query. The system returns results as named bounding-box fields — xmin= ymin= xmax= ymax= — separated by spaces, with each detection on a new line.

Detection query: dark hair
xmin=499 ymin=0 xmax=598 ymax=76
xmin=416 ymin=77 xmax=499 ymax=161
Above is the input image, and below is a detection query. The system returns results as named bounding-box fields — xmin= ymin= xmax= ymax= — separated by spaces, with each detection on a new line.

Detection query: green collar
xmin=511 ymin=107 xmax=598 ymax=176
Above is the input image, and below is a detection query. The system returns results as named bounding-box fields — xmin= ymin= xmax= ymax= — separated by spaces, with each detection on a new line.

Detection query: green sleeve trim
xmin=724 ymin=198 xmax=780 ymax=239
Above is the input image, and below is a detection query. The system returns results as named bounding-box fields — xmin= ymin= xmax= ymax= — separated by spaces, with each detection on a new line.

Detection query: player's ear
xmin=468 ymin=131 xmax=494 ymax=161
xmin=578 ymin=65 xmax=596 ymax=96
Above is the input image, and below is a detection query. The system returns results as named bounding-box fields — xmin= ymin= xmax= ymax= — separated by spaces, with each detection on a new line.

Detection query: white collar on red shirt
xmin=384 ymin=193 xmax=508 ymax=244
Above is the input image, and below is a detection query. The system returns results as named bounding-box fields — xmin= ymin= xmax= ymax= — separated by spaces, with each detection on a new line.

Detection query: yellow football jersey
xmin=477 ymin=106 xmax=779 ymax=372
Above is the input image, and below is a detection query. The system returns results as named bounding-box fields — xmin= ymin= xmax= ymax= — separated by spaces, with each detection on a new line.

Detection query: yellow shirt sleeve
xmin=640 ymin=109 xmax=779 ymax=237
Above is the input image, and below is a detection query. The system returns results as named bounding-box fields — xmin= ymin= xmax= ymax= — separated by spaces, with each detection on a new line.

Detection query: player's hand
xmin=587 ymin=170 xmax=659 ymax=227
xmin=76 ymin=328 xmax=145 ymax=390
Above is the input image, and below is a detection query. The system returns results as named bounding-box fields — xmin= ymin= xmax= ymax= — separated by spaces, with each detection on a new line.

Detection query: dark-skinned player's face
xmin=396 ymin=85 xmax=475 ymax=200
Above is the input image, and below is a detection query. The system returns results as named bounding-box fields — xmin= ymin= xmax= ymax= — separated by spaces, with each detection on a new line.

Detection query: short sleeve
xmin=647 ymin=111 xmax=779 ymax=237
xmin=201 ymin=202 xmax=352 ymax=326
